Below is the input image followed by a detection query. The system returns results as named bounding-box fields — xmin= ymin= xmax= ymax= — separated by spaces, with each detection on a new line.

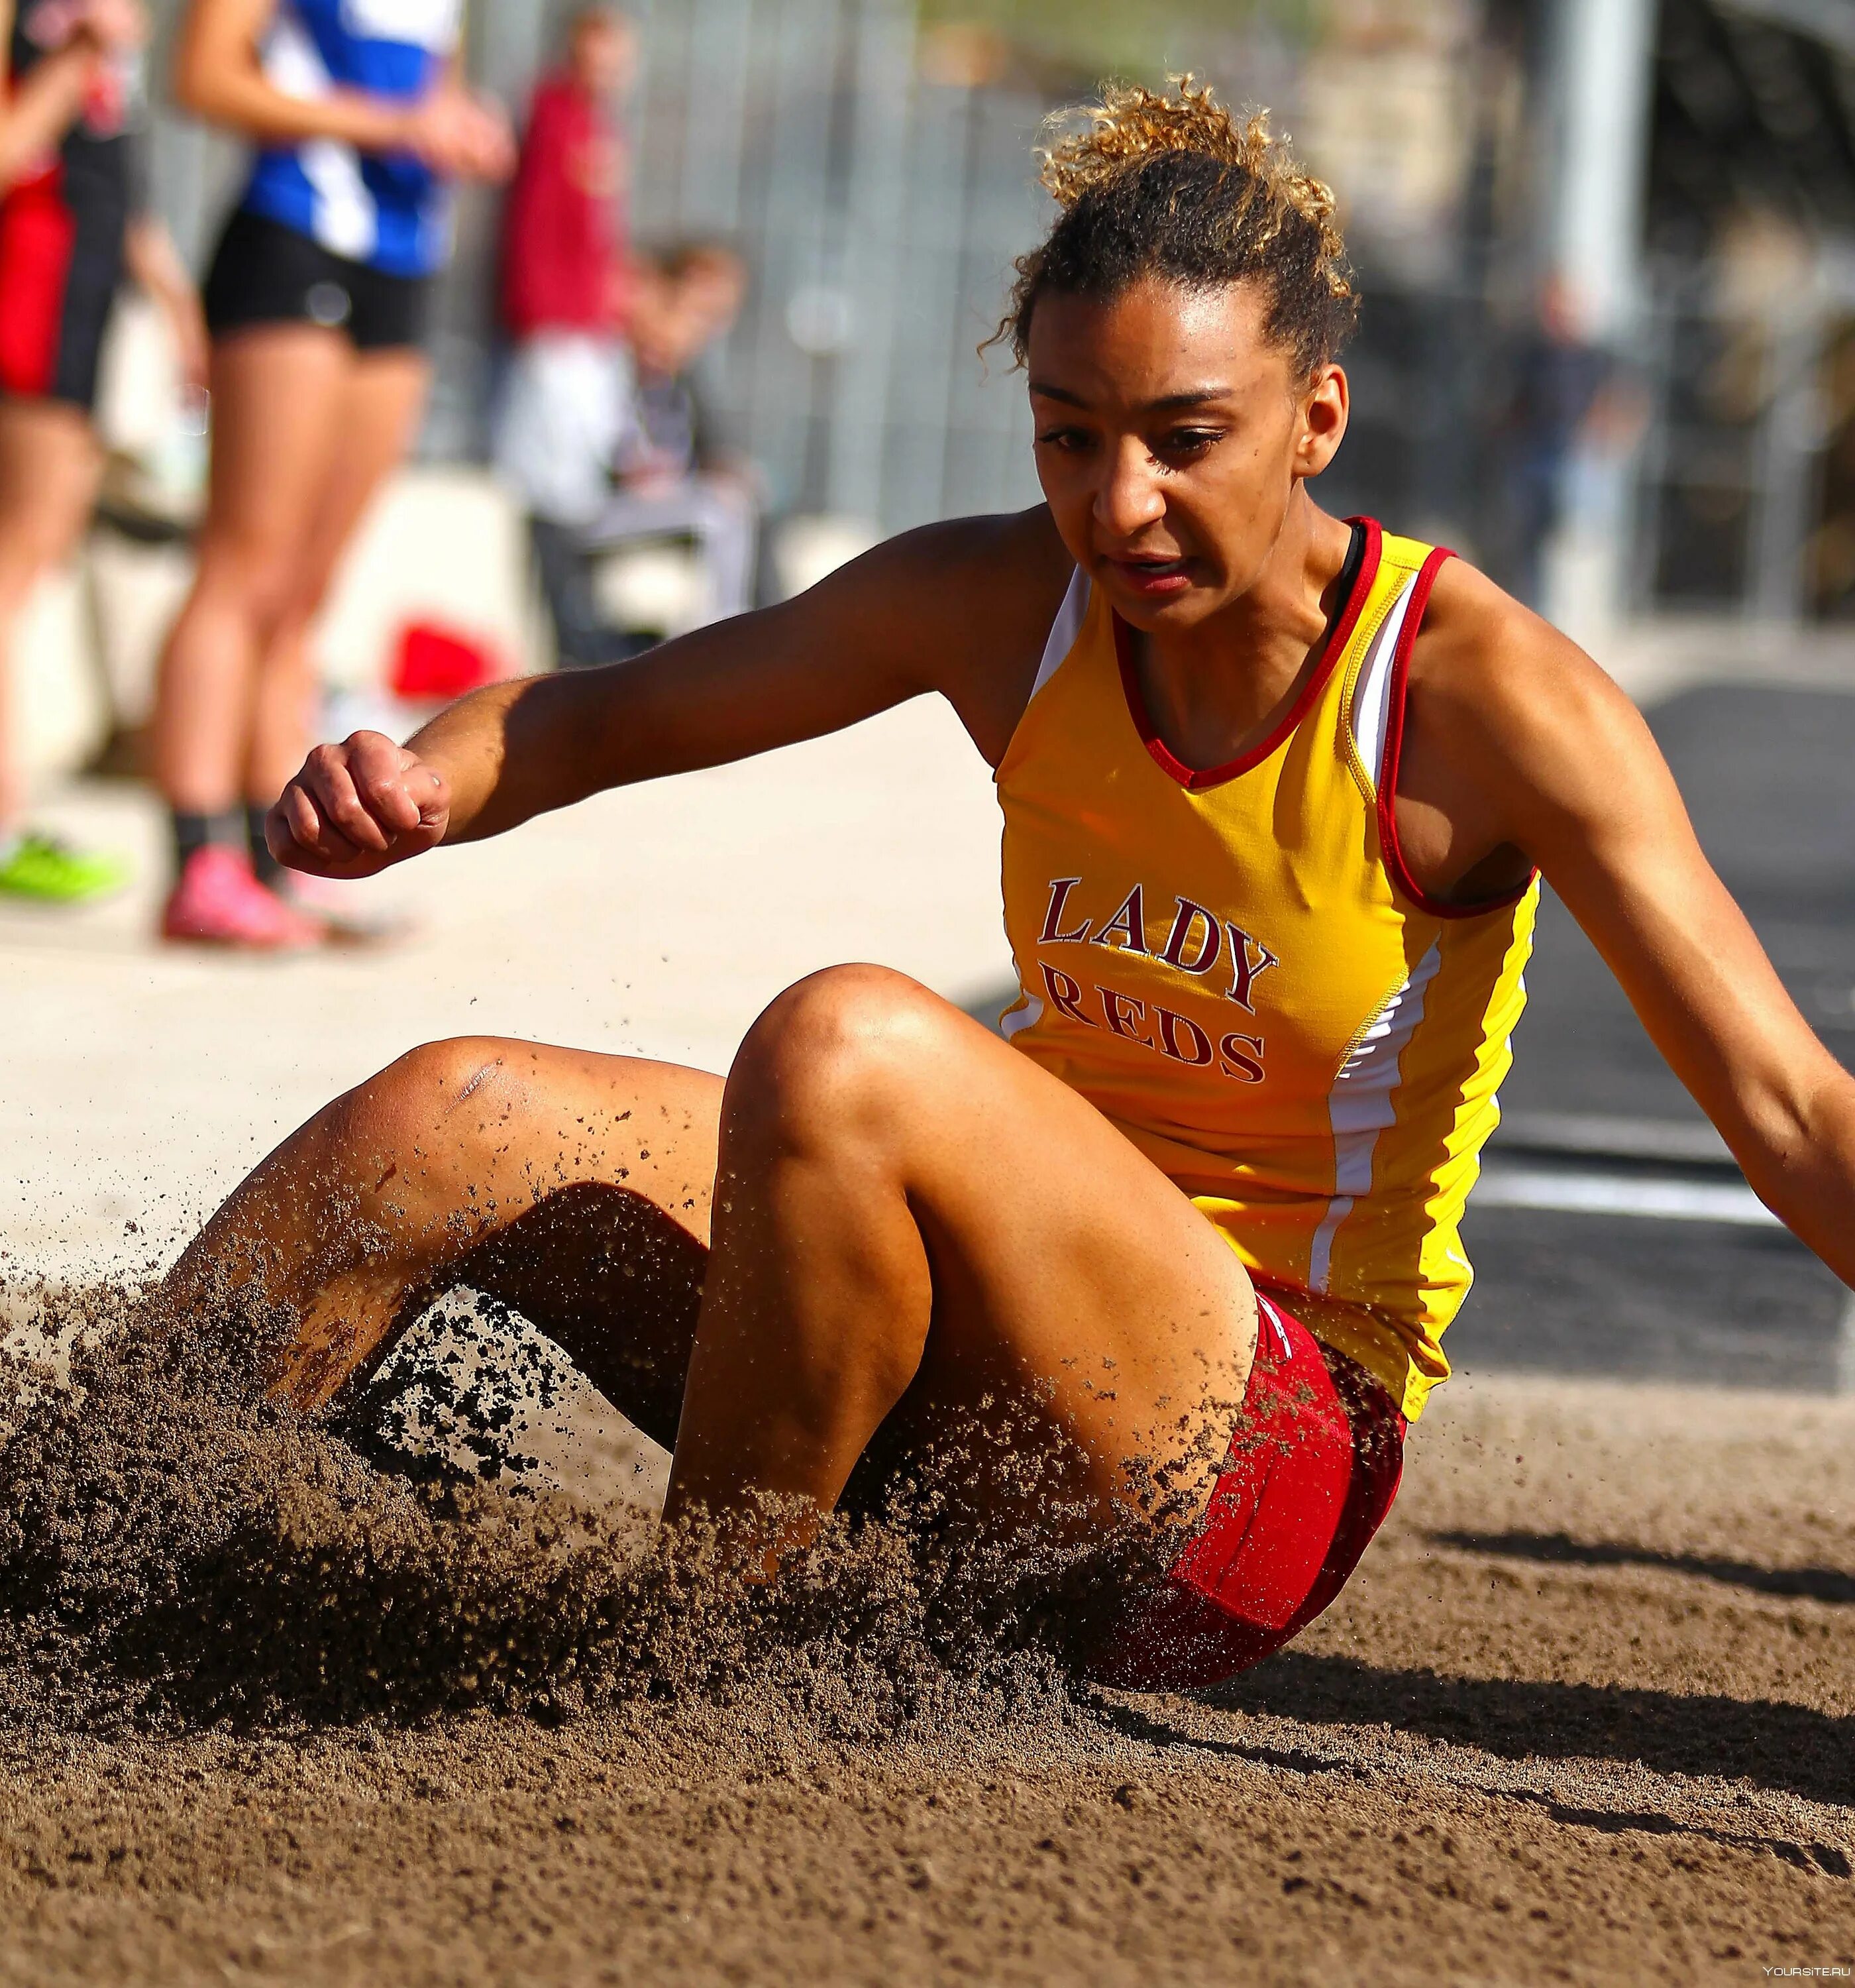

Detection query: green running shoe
xmin=0 ymin=830 xmax=130 ymax=904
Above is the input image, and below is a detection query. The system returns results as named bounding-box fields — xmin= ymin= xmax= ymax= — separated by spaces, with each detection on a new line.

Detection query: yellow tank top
xmin=995 ymin=519 xmax=1537 ymax=1420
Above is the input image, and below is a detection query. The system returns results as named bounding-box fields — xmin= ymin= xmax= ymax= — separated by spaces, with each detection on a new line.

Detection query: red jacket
xmin=500 ymin=74 xmax=629 ymax=339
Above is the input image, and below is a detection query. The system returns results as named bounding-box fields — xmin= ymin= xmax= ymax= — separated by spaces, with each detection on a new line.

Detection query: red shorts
xmin=1090 ymin=1290 xmax=1406 ymax=1690
xmin=0 ymin=151 xmax=128 ymax=412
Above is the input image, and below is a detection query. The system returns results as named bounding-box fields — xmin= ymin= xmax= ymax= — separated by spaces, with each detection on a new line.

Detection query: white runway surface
xmin=1 ymin=696 xmax=1014 ymax=1285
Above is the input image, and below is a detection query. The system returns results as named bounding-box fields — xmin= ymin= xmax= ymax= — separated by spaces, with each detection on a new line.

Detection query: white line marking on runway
xmin=1494 ymin=1111 xmax=1733 ymax=1165
xmin=1475 ymin=1165 xmax=1780 ymax=1225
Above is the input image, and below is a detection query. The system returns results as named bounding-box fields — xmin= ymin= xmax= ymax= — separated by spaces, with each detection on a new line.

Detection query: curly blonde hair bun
xmin=995 ymin=76 xmax=1358 ymax=378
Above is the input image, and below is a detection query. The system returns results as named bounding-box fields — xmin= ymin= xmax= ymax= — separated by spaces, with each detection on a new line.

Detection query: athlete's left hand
xmin=459 ymin=92 xmax=516 ymax=182
xmin=403 ymin=86 xmax=515 ymax=183
xmin=74 ymin=0 xmax=150 ymax=54
xmin=268 ymin=732 xmax=452 ymax=880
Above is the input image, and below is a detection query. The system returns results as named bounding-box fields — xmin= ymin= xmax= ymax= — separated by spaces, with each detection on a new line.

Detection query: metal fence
xmin=132 ymin=0 xmax=1855 ymax=618
xmin=625 ymin=0 xmax=1051 ymax=529
xmin=1632 ymin=264 xmax=1855 ymax=622
xmin=437 ymin=0 xmax=1055 ymax=531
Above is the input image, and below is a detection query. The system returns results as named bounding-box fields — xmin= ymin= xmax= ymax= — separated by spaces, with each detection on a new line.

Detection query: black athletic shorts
xmin=0 ymin=137 xmax=130 ymax=412
xmin=203 ymin=207 xmax=432 ymax=353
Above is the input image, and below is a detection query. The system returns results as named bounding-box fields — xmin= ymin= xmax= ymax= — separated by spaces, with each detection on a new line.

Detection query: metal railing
xmin=621 ymin=0 xmax=1053 ymax=527
xmin=432 ymin=0 xmax=1055 ymax=531
xmin=131 ymin=0 xmax=1855 ymax=618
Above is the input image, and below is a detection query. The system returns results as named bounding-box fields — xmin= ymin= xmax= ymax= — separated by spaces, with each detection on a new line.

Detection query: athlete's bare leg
xmin=242 ymin=347 xmax=429 ymax=807
xmin=165 ymin=967 xmax=1257 ymax=1556
xmin=0 ymin=400 xmax=103 ymax=830
xmin=153 ymin=331 xmax=427 ymax=820
xmin=671 ymin=967 xmax=1257 ymax=1553
xmin=162 ymin=1038 xmax=723 ymax=1446
xmin=153 ymin=327 xmax=350 ymax=816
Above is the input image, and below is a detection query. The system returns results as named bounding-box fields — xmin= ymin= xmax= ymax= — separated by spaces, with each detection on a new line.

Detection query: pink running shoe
xmin=275 ymin=868 xmax=414 ymax=948
xmin=160 ymin=846 xmax=323 ymax=950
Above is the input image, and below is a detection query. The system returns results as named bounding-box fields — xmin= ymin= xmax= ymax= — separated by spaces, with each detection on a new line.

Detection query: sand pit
xmin=1 ymin=1295 xmax=1850 ymax=1988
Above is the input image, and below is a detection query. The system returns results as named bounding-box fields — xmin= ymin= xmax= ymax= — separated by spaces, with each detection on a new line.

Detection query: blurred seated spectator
xmin=584 ymin=241 xmax=759 ymax=635
xmin=494 ymin=3 xmax=639 ymax=668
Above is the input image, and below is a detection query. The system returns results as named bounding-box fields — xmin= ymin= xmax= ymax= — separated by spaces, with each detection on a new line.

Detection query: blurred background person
xmin=0 ymin=0 xmax=202 ymax=906
xmin=150 ymin=0 xmax=512 ymax=949
xmin=1497 ymin=274 xmax=1614 ymax=614
xmin=492 ymin=3 xmax=639 ymax=669
xmin=593 ymin=240 xmax=759 ymax=632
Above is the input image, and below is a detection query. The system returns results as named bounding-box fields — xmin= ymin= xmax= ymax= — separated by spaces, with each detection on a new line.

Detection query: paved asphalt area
xmin=1463 ymin=682 xmax=1855 ymax=1393
xmin=973 ymin=683 xmax=1855 ymax=1395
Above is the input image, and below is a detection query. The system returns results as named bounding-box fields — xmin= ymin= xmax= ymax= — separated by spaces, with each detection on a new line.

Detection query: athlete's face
xmin=1026 ymin=276 xmax=1348 ymax=629
xmin=571 ymin=14 xmax=637 ymax=97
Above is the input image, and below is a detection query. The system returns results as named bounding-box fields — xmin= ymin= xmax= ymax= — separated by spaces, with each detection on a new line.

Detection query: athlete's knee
xmin=749 ymin=964 xmax=941 ymax=1073
xmin=279 ymin=555 xmax=344 ymax=630
xmin=727 ymin=965 xmax=949 ymax=1150
xmin=339 ymin=1037 xmax=511 ymax=1152
xmin=192 ymin=535 xmax=305 ymax=636
xmin=0 ymin=550 xmax=46 ymax=614
xmin=388 ymin=1036 xmax=511 ymax=1112
xmin=0 ymin=521 xmax=66 ymax=595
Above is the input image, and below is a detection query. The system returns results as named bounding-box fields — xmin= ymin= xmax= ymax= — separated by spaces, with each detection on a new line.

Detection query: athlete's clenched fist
xmin=268 ymin=732 xmax=451 ymax=879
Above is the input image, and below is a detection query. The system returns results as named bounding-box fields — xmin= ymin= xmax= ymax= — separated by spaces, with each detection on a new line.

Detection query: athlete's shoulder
xmin=832 ymin=506 xmax=1071 ymax=759
xmin=873 ymin=504 xmax=1070 ymax=602
xmin=855 ymin=506 xmax=1071 ymax=662
xmin=1400 ymin=544 xmax=1660 ymax=842
xmin=1410 ymin=547 xmax=1634 ymax=740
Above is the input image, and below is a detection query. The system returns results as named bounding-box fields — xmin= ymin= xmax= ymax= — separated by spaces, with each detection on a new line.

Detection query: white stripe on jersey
xmin=264 ymin=12 xmax=377 ymax=262
xmin=343 ymin=0 xmax=460 ymax=49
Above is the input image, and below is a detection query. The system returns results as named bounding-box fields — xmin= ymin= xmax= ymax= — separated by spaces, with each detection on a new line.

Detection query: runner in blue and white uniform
xmin=237 ymin=0 xmax=460 ymax=286
xmin=151 ymin=0 xmax=511 ymax=948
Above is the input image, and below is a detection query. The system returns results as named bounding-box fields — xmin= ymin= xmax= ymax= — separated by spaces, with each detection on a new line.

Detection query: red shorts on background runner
xmin=1091 ymin=1290 xmax=1406 ymax=1691
xmin=0 ymin=158 xmax=127 ymax=412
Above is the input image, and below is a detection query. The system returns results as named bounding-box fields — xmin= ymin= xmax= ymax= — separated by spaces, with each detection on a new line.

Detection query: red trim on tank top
xmin=1114 ymin=517 xmax=1383 ymax=792
xmin=1375 ymin=544 xmax=1539 ymax=920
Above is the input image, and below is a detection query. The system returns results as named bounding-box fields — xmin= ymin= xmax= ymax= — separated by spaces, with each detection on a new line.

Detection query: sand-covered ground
xmin=1 ymin=1351 xmax=1848 ymax=1988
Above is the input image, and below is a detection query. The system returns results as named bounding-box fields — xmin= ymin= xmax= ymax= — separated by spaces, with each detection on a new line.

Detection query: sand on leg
xmin=160 ymin=1037 xmax=724 ymax=1446
xmin=665 ymin=965 xmax=1258 ymax=1560
xmin=166 ymin=965 xmax=1258 ymax=1558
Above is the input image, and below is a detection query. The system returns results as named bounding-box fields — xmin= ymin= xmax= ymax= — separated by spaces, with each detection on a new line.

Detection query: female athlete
xmin=0 ymin=0 xmax=203 ymax=905
xmin=166 ymin=85 xmax=1855 ymax=1687
xmin=151 ymin=0 xmax=511 ymax=948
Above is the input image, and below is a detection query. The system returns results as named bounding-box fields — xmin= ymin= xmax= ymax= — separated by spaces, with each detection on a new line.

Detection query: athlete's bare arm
xmin=122 ymin=214 xmax=208 ymax=394
xmin=269 ymin=508 xmax=1074 ymax=878
xmin=1401 ymin=560 xmax=1855 ymax=1286
xmin=0 ymin=0 xmax=141 ymax=188
xmin=175 ymin=0 xmax=511 ymax=176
